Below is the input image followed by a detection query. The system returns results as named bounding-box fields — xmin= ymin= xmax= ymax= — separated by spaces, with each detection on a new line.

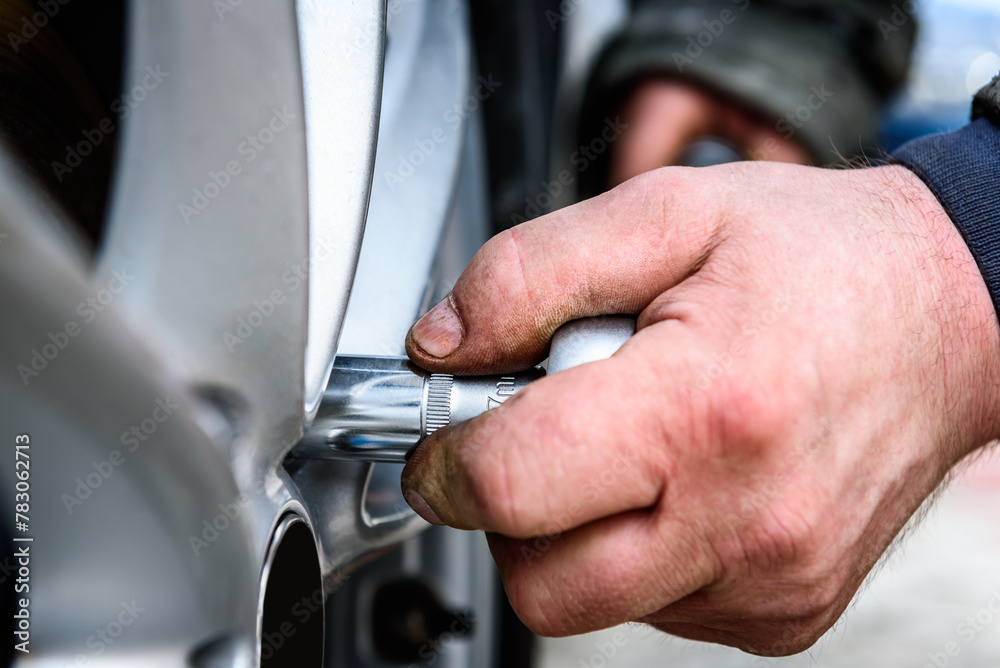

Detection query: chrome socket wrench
xmin=293 ymin=316 xmax=636 ymax=462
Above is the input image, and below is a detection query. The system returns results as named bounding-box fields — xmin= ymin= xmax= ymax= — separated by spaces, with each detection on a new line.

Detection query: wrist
xmin=880 ymin=164 xmax=1000 ymax=462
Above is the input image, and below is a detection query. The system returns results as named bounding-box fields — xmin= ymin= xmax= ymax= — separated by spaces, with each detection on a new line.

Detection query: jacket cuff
xmin=893 ymin=117 xmax=1000 ymax=321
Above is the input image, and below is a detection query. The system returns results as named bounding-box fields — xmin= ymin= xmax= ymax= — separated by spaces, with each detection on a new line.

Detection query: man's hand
xmin=609 ymin=79 xmax=810 ymax=186
xmin=400 ymin=162 xmax=1000 ymax=655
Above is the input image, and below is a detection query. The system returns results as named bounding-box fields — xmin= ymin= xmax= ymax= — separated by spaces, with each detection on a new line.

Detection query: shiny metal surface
xmin=296 ymin=357 xmax=541 ymax=463
xmin=288 ymin=0 xmax=501 ymax=663
xmin=296 ymin=317 xmax=634 ymax=464
xmin=297 ymin=0 xmax=385 ymax=422
xmin=292 ymin=0 xmax=480 ymax=582
xmin=338 ymin=0 xmax=472 ymax=357
xmin=314 ymin=41 xmax=501 ymax=661
xmin=0 ymin=144 xmax=258 ymax=666
xmin=284 ymin=458 xmax=426 ymax=593
xmin=299 ymin=356 xmax=425 ymax=463
xmin=91 ymin=1 xmax=376 ymax=662
xmin=443 ymin=369 xmax=544 ymax=424
xmin=0 ymin=0 xmax=391 ymax=664
xmin=99 ymin=0 xmax=311 ymax=479
xmin=547 ymin=315 xmax=637 ymax=374
xmin=95 ymin=6 xmax=314 ymax=625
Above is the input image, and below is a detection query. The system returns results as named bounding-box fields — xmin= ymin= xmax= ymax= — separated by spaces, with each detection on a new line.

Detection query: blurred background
xmin=879 ymin=0 xmax=1000 ymax=148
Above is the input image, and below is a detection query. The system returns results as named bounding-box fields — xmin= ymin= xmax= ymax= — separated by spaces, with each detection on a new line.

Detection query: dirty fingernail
xmin=405 ymin=489 xmax=444 ymax=526
xmin=411 ymin=297 xmax=463 ymax=358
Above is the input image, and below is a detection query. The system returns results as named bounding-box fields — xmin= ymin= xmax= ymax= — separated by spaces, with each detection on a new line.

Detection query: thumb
xmin=406 ymin=169 xmax=724 ymax=373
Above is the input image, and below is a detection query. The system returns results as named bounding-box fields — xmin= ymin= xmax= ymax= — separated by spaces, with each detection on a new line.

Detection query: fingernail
xmin=411 ymin=297 xmax=463 ymax=358
xmin=405 ymin=489 xmax=444 ymax=526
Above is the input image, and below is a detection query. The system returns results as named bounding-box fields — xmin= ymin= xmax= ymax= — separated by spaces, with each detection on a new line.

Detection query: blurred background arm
xmin=579 ymin=0 xmax=917 ymax=191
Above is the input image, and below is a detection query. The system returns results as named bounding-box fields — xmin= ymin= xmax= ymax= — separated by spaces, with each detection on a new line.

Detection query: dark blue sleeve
xmin=892 ymin=115 xmax=1000 ymax=319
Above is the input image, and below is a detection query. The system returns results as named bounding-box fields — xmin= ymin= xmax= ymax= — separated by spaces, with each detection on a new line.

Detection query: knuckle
xmin=705 ymin=375 xmax=784 ymax=448
xmin=722 ymin=501 xmax=830 ymax=596
xmin=459 ymin=227 xmax=545 ymax=366
xmin=751 ymin=505 xmax=817 ymax=569
xmin=700 ymin=371 xmax=814 ymax=478
xmin=627 ymin=163 xmax=684 ymax=194
xmin=480 ymin=227 xmax=531 ymax=303
xmin=457 ymin=228 xmax=523 ymax=315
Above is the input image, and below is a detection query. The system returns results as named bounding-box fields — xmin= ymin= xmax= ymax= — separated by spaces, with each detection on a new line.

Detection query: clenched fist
xmin=401 ymin=162 xmax=1000 ymax=655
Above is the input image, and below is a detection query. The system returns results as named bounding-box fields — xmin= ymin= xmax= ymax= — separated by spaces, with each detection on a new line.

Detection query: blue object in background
xmin=879 ymin=0 xmax=1000 ymax=151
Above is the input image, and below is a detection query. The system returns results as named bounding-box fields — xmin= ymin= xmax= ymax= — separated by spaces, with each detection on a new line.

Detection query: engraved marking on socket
xmin=486 ymin=377 xmax=517 ymax=410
